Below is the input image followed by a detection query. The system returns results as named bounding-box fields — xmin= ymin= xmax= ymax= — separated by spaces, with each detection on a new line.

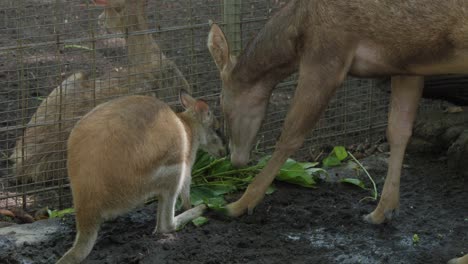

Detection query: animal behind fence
xmin=9 ymin=0 xmax=191 ymax=185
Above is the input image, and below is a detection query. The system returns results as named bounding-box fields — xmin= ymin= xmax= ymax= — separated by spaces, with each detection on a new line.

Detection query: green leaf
xmin=204 ymin=184 xmax=237 ymax=196
xmin=340 ymin=178 xmax=367 ymax=189
xmin=333 ymin=146 xmax=348 ymax=161
xmin=299 ymin=162 xmax=320 ymax=169
xmin=192 ymin=216 xmax=209 ymax=227
xmin=257 ymin=155 xmax=272 ymax=167
xmin=211 ymin=160 xmax=234 ymax=174
xmin=276 ymin=159 xmax=316 ymax=188
xmin=49 ymin=208 xmax=75 ymax=218
xmin=412 ymin=234 xmax=420 ymax=245
xmin=266 ymin=185 xmax=277 ymax=195
xmin=190 ymin=186 xmax=216 ymax=206
xmin=204 ymin=196 xmax=227 ymax=209
xmin=306 ymin=167 xmax=327 ymax=176
xmin=193 ymin=150 xmax=215 ymax=171
xmin=323 ymin=155 xmax=341 ymax=167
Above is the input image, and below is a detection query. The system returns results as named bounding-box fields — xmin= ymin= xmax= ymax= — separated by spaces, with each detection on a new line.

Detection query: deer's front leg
xmin=227 ymin=49 xmax=355 ymax=217
xmin=449 ymin=254 xmax=468 ymax=264
xmin=365 ymin=76 xmax=423 ymax=224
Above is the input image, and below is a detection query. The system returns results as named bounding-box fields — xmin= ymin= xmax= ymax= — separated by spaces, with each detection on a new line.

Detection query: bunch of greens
xmin=189 ymin=150 xmax=327 ymax=210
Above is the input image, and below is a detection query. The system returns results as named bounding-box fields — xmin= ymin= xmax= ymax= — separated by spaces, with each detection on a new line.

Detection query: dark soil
xmin=3 ymin=152 xmax=466 ymax=264
xmin=0 ymin=1 xmax=467 ymax=263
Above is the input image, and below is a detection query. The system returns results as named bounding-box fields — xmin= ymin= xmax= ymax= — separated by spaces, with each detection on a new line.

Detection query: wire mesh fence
xmin=0 ymin=0 xmax=390 ymax=211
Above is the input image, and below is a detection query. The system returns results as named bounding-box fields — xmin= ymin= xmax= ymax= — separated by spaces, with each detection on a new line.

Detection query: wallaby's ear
xmin=207 ymin=22 xmax=230 ymax=71
xmin=195 ymin=100 xmax=211 ymax=123
xmin=179 ymin=89 xmax=196 ymax=109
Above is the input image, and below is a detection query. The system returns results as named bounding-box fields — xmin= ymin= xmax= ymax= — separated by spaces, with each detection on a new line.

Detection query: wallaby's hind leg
xmin=180 ymin=171 xmax=192 ymax=211
xmin=154 ymin=191 xmax=178 ymax=234
xmin=56 ymin=216 xmax=101 ymax=264
xmin=365 ymin=76 xmax=423 ymax=224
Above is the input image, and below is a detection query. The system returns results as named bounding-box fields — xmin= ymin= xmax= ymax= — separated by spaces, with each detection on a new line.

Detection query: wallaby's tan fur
xmin=56 ymin=91 xmax=224 ymax=264
xmin=10 ymin=0 xmax=190 ymax=184
xmin=208 ymin=1 xmax=468 ymax=263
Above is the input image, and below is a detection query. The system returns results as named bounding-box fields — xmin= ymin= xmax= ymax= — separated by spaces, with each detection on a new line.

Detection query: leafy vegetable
xmin=48 ymin=208 xmax=75 ymax=218
xmin=323 ymin=146 xmax=348 ymax=167
xmin=192 ymin=216 xmax=209 ymax=227
xmin=340 ymin=178 xmax=367 ymax=189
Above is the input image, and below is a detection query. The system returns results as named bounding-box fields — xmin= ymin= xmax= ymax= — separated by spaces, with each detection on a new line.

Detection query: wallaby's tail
xmin=56 ymin=220 xmax=100 ymax=264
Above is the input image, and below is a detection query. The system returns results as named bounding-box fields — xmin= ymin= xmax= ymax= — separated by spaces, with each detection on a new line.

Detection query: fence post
xmin=223 ymin=0 xmax=241 ymax=55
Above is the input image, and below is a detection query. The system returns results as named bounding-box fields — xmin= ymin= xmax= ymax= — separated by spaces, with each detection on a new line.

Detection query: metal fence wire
xmin=0 ymin=0 xmax=390 ymax=210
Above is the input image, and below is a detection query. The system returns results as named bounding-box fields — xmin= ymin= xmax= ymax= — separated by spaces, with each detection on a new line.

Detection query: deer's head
xmin=208 ymin=23 xmax=271 ymax=167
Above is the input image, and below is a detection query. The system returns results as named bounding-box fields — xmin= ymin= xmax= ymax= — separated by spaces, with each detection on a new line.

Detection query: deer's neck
xmin=232 ymin=0 xmax=305 ymax=88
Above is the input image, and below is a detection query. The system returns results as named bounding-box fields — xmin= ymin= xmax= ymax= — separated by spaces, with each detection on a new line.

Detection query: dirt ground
xmin=0 ymin=1 xmax=467 ymax=263
xmin=1 ymin=152 xmax=466 ymax=264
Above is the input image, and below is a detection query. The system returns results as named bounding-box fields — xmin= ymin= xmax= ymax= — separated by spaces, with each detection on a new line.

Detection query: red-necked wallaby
xmin=208 ymin=1 xmax=468 ymax=263
xmin=56 ymin=90 xmax=225 ymax=264
xmin=10 ymin=0 xmax=191 ymax=184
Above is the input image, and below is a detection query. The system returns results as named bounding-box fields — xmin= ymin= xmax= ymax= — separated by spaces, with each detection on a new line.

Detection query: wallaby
xmin=56 ymin=90 xmax=225 ymax=264
xmin=10 ymin=0 xmax=191 ymax=184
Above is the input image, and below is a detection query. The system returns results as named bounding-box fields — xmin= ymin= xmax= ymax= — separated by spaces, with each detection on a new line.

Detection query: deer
xmin=56 ymin=90 xmax=225 ymax=264
xmin=207 ymin=1 xmax=468 ymax=263
xmin=10 ymin=0 xmax=191 ymax=184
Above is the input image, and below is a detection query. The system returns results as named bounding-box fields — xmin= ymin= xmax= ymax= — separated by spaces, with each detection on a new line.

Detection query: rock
xmin=377 ymin=143 xmax=390 ymax=153
xmin=0 ymin=221 xmax=17 ymax=228
xmin=447 ymin=129 xmax=468 ymax=174
xmin=407 ymin=138 xmax=436 ymax=153
xmin=10 ymin=208 xmax=35 ymax=224
xmin=0 ymin=219 xmax=67 ymax=247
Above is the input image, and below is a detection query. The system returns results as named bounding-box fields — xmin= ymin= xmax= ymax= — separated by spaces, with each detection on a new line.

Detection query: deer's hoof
xmin=225 ymin=201 xmax=248 ymax=218
xmin=364 ymin=208 xmax=399 ymax=225
xmin=384 ymin=208 xmax=399 ymax=221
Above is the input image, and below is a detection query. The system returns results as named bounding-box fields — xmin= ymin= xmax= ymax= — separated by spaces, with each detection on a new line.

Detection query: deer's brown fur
xmin=56 ymin=92 xmax=224 ymax=264
xmin=10 ymin=0 xmax=191 ymax=184
xmin=208 ymin=1 xmax=468 ymax=263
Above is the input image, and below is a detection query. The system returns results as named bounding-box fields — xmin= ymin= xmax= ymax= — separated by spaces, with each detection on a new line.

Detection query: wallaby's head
xmin=96 ymin=0 xmax=147 ymax=34
xmin=179 ymin=90 xmax=226 ymax=158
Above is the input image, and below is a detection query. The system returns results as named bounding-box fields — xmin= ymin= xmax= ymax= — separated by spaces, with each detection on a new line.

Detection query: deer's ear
xmin=208 ymin=23 xmax=231 ymax=71
xmin=179 ymin=89 xmax=196 ymax=109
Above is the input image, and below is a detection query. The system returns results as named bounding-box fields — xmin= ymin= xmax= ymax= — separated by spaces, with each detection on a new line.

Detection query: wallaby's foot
xmin=153 ymin=204 xmax=207 ymax=235
xmin=448 ymin=254 xmax=468 ymax=264
xmin=175 ymin=204 xmax=207 ymax=229
xmin=364 ymin=207 xmax=400 ymax=225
